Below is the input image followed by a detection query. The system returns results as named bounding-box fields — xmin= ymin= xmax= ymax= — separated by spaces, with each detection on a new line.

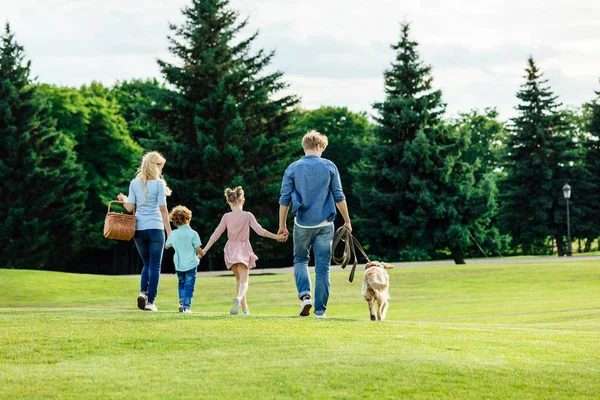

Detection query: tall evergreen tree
xmin=0 ymin=24 xmax=87 ymax=269
xmin=578 ymin=84 xmax=600 ymax=251
xmin=499 ymin=57 xmax=578 ymax=255
xmin=154 ymin=0 xmax=298 ymax=268
xmin=353 ymin=23 xmax=496 ymax=264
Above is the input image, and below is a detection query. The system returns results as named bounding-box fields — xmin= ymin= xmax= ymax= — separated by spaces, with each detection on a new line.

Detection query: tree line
xmin=1 ymin=0 xmax=599 ymax=273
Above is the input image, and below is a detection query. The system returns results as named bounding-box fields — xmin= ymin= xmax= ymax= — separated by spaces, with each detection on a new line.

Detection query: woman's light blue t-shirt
xmin=127 ymin=179 xmax=167 ymax=231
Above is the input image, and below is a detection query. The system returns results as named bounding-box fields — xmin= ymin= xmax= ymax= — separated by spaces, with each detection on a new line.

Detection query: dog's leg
xmin=376 ymin=301 xmax=383 ymax=321
xmin=380 ymin=301 xmax=389 ymax=321
xmin=366 ymin=298 xmax=376 ymax=321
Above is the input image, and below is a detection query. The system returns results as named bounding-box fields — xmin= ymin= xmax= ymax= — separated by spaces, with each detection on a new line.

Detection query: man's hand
xmin=343 ymin=221 xmax=352 ymax=232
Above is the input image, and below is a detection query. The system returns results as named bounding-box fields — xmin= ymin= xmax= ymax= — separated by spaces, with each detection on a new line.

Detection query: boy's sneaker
xmin=183 ymin=309 xmax=192 ymax=314
xmin=178 ymin=303 xmax=184 ymax=313
xmin=299 ymin=296 xmax=312 ymax=317
xmin=145 ymin=303 xmax=158 ymax=312
xmin=315 ymin=314 xmax=327 ymax=319
xmin=230 ymin=297 xmax=240 ymax=315
xmin=137 ymin=292 xmax=147 ymax=310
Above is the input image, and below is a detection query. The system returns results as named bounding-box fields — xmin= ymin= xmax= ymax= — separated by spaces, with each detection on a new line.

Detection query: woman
xmin=118 ymin=151 xmax=172 ymax=311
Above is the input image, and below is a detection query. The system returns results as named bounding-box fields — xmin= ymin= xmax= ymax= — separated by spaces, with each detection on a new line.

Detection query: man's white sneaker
xmin=137 ymin=292 xmax=147 ymax=310
xmin=145 ymin=303 xmax=158 ymax=312
xmin=299 ymin=297 xmax=312 ymax=317
xmin=183 ymin=309 xmax=192 ymax=314
xmin=315 ymin=314 xmax=326 ymax=319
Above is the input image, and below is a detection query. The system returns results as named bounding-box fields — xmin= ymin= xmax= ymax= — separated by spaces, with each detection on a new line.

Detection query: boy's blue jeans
xmin=134 ymin=229 xmax=165 ymax=304
xmin=293 ymin=223 xmax=334 ymax=316
xmin=177 ymin=267 xmax=197 ymax=310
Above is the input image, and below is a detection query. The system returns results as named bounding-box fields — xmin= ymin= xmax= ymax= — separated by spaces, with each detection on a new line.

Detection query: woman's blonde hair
xmin=302 ymin=130 xmax=328 ymax=151
xmin=169 ymin=205 xmax=192 ymax=227
xmin=224 ymin=186 xmax=245 ymax=204
xmin=135 ymin=151 xmax=172 ymax=197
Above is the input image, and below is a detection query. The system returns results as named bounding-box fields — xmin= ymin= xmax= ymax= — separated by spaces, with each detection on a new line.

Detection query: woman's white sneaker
xmin=145 ymin=303 xmax=158 ymax=312
xmin=137 ymin=292 xmax=147 ymax=310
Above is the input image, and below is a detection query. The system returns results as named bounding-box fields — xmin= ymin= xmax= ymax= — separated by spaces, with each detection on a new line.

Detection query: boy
xmin=165 ymin=205 xmax=204 ymax=313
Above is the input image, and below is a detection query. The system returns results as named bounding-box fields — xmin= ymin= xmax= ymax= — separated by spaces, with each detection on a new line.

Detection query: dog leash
xmin=332 ymin=226 xmax=371 ymax=283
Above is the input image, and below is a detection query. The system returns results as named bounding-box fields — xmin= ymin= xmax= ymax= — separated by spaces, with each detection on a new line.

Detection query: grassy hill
xmin=1 ymin=261 xmax=599 ymax=399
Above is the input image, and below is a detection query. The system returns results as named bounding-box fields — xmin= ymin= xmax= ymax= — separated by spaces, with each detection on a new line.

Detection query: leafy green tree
xmin=154 ymin=0 xmax=298 ymax=268
xmin=39 ymin=83 xmax=142 ymax=250
xmin=448 ymin=109 xmax=511 ymax=257
xmin=499 ymin=57 xmax=578 ymax=256
xmin=287 ymin=106 xmax=373 ymax=220
xmin=452 ymin=108 xmax=507 ymax=179
xmin=353 ymin=23 xmax=496 ymax=264
xmin=110 ymin=79 xmax=168 ymax=149
xmin=0 ymin=24 xmax=88 ymax=269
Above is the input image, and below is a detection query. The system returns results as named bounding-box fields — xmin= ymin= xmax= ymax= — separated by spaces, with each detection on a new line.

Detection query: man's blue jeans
xmin=177 ymin=267 xmax=197 ymax=310
xmin=293 ymin=223 xmax=334 ymax=316
xmin=134 ymin=229 xmax=165 ymax=304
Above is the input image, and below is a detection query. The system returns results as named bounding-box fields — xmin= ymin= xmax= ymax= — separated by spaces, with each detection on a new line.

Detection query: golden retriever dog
xmin=362 ymin=261 xmax=394 ymax=321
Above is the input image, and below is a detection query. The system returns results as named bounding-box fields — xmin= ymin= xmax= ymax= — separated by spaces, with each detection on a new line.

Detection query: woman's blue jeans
xmin=134 ymin=229 xmax=165 ymax=304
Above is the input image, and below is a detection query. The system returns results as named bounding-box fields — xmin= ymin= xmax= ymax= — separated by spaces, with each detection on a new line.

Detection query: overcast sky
xmin=2 ymin=0 xmax=599 ymax=120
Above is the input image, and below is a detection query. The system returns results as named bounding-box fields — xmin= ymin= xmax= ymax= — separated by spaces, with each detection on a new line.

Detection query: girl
xmin=202 ymin=186 xmax=286 ymax=315
xmin=117 ymin=151 xmax=172 ymax=312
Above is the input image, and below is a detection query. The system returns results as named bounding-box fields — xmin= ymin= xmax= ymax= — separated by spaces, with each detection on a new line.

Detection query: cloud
xmin=1 ymin=0 xmax=598 ymax=121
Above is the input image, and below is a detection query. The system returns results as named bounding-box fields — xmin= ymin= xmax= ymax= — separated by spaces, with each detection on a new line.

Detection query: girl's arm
xmin=202 ymin=215 xmax=227 ymax=254
xmin=249 ymin=213 xmax=287 ymax=241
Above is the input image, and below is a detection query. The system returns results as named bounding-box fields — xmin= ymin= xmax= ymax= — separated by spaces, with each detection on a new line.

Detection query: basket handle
xmin=107 ymin=200 xmax=135 ymax=215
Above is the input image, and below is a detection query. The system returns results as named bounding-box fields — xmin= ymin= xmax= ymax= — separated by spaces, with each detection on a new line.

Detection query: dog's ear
xmin=365 ymin=261 xmax=376 ymax=269
xmin=382 ymin=262 xmax=394 ymax=269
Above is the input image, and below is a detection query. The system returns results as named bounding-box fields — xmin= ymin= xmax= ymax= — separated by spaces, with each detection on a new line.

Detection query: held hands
xmin=276 ymin=228 xmax=289 ymax=242
xmin=197 ymin=248 xmax=206 ymax=259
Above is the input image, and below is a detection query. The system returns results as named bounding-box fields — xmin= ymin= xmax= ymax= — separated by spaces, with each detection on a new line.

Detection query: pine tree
xmin=0 ymin=24 xmax=87 ymax=269
xmin=499 ymin=57 xmax=578 ymax=255
xmin=353 ymin=23 xmax=496 ymax=264
xmin=578 ymin=83 xmax=600 ymax=251
xmin=154 ymin=0 xmax=298 ymax=267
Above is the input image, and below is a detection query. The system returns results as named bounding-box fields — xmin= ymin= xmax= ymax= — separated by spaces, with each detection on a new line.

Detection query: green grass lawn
xmin=1 ymin=261 xmax=599 ymax=399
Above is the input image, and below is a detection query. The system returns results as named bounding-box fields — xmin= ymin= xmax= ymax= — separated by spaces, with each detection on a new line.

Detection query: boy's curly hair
xmin=169 ymin=205 xmax=192 ymax=227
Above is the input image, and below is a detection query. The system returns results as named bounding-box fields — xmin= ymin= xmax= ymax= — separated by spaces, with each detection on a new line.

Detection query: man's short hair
xmin=302 ymin=130 xmax=328 ymax=151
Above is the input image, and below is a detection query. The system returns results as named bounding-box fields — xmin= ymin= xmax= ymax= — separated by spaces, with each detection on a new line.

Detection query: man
xmin=278 ymin=130 xmax=352 ymax=318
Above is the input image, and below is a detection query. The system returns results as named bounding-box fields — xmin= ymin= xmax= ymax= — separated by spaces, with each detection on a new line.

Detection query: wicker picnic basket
xmin=103 ymin=201 xmax=136 ymax=241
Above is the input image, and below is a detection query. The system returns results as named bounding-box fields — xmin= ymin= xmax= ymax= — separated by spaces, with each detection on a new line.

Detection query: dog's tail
xmin=370 ymin=281 xmax=387 ymax=291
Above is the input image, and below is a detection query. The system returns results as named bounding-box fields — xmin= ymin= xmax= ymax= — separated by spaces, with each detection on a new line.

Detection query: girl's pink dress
xmin=209 ymin=211 xmax=267 ymax=269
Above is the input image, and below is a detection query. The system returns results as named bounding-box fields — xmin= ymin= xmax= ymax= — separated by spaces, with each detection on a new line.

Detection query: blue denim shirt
xmin=279 ymin=155 xmax=346 ymax=226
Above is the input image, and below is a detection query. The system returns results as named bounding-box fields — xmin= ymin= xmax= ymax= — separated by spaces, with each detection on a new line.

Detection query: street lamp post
xmin=562 ymin=183 xmax=572 ymax=257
